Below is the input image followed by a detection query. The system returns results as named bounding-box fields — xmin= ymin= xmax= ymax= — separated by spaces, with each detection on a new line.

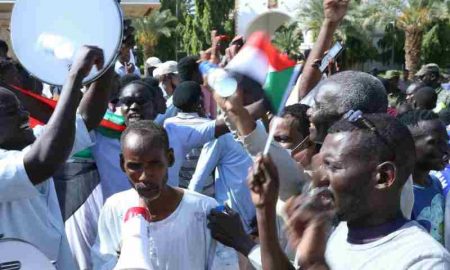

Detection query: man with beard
xmin=251 ymin=114 xmax=450 ymax=269
xmin=399 ymin=110 xmax=449 ymax=244
xmin=92 ymin=120 xmax=229 ymax=269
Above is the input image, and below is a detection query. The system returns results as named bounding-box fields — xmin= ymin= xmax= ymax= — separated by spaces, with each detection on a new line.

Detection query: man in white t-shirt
xmin=0 ymin=46 xmax=107 ymax=269
xmin=92 ymin=120 xmax=237 ymax=269
xmin=251 ymin=113 xmax=450 ymax=270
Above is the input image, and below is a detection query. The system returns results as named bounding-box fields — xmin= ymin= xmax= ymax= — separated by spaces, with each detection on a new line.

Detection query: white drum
xmin=10 ymin=0 xmax=123 ymax=86
xmin=0 ymin=238 xmax=56 ymax=270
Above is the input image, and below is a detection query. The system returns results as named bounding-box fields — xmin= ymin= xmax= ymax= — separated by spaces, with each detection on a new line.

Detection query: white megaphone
xmin=115 ymin=207 xmax=153 ymax=270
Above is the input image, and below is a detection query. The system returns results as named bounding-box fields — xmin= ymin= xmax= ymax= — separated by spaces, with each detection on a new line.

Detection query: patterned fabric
xmin=412 ymin=175 xmax=445 ymax=244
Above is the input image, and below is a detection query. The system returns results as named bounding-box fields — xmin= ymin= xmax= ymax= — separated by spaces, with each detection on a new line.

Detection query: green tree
xmin=297 ymin=0 xmax=378 ymax=67
xmin=180 ymin=0 xmax=235 ymax=55
xmin=133 ymin=9 xmax=177 ymax=61
xmin=421 ymin=19 xmax=450 ymax=67
xmin=360 ymin=0 xmax=450 ymax=77
xmin=272 ymin=22 xmax=303 ymax=58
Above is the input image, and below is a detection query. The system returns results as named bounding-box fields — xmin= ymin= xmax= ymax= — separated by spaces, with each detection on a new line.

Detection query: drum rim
xmin=10 ymin=0 xmax=124 ymax=87
xmin=0 ymin=237 xmax=56 ymax=269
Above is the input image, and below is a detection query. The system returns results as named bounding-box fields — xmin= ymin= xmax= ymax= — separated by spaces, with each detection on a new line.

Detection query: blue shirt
xmin=189 ymin=133 xmax=255 ymax=232
xmin=431 ymin=166 xmax=450 ymax=198
xmin=164 ymin=113 xmax=216 ymax=187
xmin=412 ymin=175 xmax=445 ymax=244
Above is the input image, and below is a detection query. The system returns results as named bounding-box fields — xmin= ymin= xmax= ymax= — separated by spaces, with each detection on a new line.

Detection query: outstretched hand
xmin=248 ymin=154 xmax=279 ymax=209
xmin=70 ymin=45 xmax=104 ymax=79
xmin=207 ymin=206 xmax=256 ymax=256
xmin=285 ymin=189 xmax=335 ymax=268
xmin=323 ymin=0 xmax=350 ymax=24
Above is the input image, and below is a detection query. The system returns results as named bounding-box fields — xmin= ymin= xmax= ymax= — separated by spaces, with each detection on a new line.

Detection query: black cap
xmin=173 ymin=81 xmax=202 ymax=112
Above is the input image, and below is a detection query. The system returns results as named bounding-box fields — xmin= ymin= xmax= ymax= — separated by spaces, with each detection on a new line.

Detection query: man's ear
xmin=375 ymin=161 xmax=397 ymax=189
xmin=167 ymin=148 xmax=175 ymax=167
xmin=120 ymin=154 xmax=126 ymax=172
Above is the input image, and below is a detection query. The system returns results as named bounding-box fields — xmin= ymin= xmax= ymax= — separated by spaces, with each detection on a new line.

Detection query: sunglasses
xmin=343 ymin=110 xmax=396 ymax=161
xmin=118 ymin=97 xmax=152 ymax=107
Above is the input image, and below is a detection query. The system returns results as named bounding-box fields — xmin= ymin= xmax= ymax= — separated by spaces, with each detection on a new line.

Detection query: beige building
xmin=0 ymin=0 xmax=160 ymax=57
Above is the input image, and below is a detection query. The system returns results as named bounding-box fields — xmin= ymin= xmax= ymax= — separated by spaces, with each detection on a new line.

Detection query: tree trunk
xmin=143 ymin=45 xmax=154 ymax=63
xmin=404 ymin=28 xmax=423 ymax=80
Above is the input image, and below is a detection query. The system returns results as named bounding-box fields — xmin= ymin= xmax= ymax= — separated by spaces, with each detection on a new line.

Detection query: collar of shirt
xmin=159 ymin=82 xmax=169 ymax=100
xmin=176 ymin=112 xmax=200 ymax=119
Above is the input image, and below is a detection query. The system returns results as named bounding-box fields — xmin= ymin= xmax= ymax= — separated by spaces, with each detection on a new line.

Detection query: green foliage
xmin=272 ymin=23 xmax=303 ymax=57
xmin=180 ymin=0 xmax=235 ymax=55
xmin=421 ymin=20 xmax=450 ymax=66
xmin=133 ymin=9 xmax=177 ymax=60
xmin=377 ymin=23 xmax=405 ymax=65
xmin=297 ymin=0 xmax=378 ymax=66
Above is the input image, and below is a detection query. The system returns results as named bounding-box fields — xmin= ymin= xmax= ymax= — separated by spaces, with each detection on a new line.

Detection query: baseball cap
xmin=145 ymin=57 xmax=162 ymax=68
xmin=416 ymin=63 xmax=440 ymax=76
xmin=153 ymin=61 xmax=178 ymax=77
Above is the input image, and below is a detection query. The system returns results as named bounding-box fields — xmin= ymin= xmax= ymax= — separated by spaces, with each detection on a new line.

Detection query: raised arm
xmin=248 ymin=154 xmax=295 ymax=270
xmin=296 ymin=0 xmax=350 ymax=100
xmin=24 ymin=46 xmax=104 ymax=185
xmin=78 ymin=67 xmax=114 ymax=131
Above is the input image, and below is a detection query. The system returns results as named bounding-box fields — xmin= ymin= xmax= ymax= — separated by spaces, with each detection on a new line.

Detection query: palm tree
xmin=272 ymin=22 xmax=303 ymax=57
xmin=133 ymin=9 xmax=178 ymax=60
xmin=297 ymin=0 xmax=378 ymax=68
xmin=360 ymin=0 xmax=449 ymax=78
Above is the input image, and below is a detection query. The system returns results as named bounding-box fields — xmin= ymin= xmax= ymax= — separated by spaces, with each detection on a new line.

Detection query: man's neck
xmin=413 ymin=167 xmax=431 ymax=186
xmin=346 ymin=212 xmax=407 ymax=244
xmin=144 ymin=186 xmax=184 ymax=222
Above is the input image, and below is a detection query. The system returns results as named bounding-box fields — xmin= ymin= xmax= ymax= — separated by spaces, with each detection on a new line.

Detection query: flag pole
xmin=263 ymin=64 xmax=304 ymax=155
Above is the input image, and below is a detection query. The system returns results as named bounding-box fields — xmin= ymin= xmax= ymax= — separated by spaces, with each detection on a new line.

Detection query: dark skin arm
xmin=23 ymin=46 xmax=104 ymax=185
xmin=296 ymin=0 xmax=350 ymax=100
xmin=78 ymin=67 xmax=114 ymax=131
xmin=249 ymin=154 xmax=295 ymax=270
xmin=8 ymin=67 xmax=113 ymax=131
xmin=207 ymin=206 xmax=257 ymax=256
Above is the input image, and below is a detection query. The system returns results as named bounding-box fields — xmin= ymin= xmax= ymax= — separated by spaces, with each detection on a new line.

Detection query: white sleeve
xmin=247 ymin=245 xmax=263 ymax=270
xmin=401 ymin=176 xmax=414 ymax=219
xmin=0 ymin=150 xmax=40 ymax=202
xmin=240 ymin=123 xmax=305 ymax=201
xmin=189 ymin=140 xmax=220 ymax=192
xmin=91 ymin=201 xmax=121 ymax=270
xmin=407 ymin=255 xmax=450 ymax=270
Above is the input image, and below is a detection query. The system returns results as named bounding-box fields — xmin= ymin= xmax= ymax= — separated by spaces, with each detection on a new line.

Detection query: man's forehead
xmin=321 ymin=132 xmax=360 ymax=156
xmin=120 ymin=84 xmax=151 ymax=98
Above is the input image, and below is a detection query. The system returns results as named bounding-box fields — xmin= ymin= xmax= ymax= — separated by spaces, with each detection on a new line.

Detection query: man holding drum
xmin=0 ymin=46 xmax=109 ymax=269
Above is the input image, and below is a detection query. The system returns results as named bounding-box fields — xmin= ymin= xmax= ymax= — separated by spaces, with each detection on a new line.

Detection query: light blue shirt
xmin=91 ymin=132 xmax=131 ymax=200
xmin=155 ymin=96 xmax=179 ymax=125
xmin=164 ymin=113 xmax=216 ymax=187
xmin=189 ymin=133 xmax=255 ymax=231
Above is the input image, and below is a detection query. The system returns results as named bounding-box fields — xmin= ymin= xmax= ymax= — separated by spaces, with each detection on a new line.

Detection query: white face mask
xmin=289 ymin=136 xmax=311 ymax=157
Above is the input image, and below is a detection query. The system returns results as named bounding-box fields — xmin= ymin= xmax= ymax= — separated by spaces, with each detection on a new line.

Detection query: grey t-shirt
xmin=325 ymin=221 xmax=450 ymax=270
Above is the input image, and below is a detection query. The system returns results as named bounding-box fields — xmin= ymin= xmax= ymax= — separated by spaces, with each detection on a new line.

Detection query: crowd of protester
xmin=1 ymin=0 xmax=450 ymax=269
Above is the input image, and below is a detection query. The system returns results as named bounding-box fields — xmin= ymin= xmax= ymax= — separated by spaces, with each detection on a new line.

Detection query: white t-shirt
xmin=0 ymin=115 xmax=94 ymax=270
xmin=91 ymin=188 xmax=237 ymax=270
xmin=325 ymin=221 xmax=450 ymax=270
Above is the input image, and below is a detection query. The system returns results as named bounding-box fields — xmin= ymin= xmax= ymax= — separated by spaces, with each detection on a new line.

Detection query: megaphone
xmin=115 ymin=207 xmax=153 ymax=270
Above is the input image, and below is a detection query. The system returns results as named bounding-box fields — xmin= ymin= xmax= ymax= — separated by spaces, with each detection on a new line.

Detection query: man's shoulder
xmin=104 ymin=188 xmax=138 ymax=209
xmin=182 ymin=190 xmax=218 ymax=209
xmin=398 ymin=222 xmax=448 ymax=252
